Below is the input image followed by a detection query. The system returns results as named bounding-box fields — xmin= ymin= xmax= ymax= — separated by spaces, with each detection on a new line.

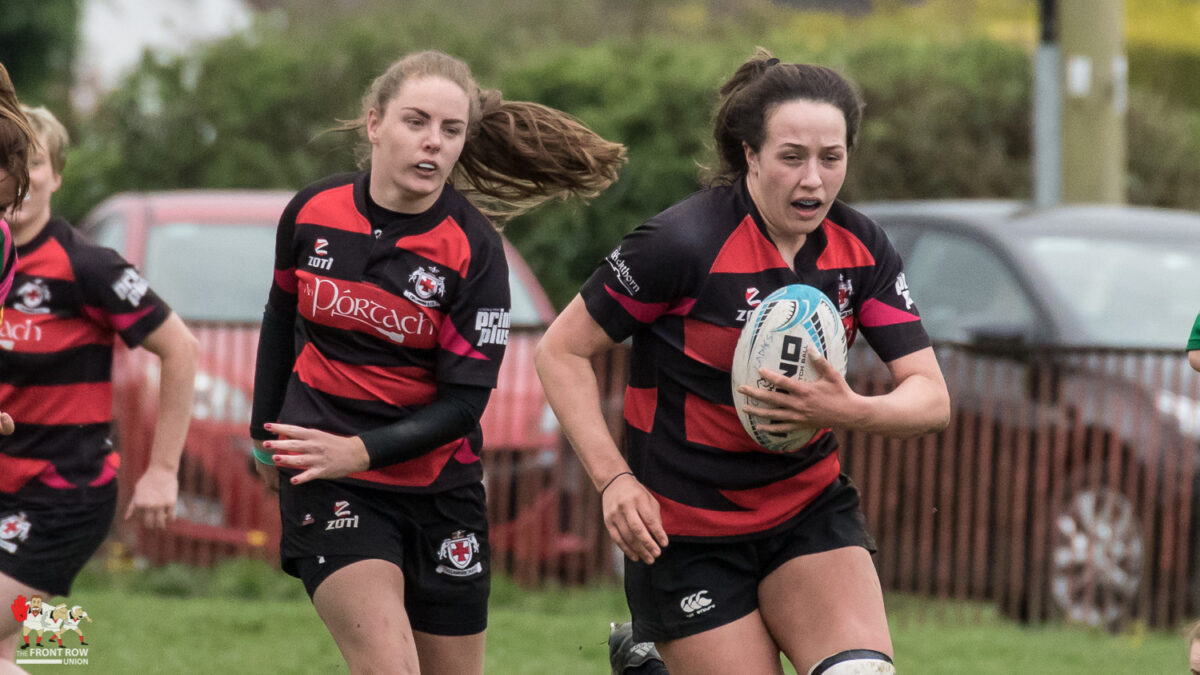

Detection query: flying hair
xmin=336 ymin=50 xmax=625 ymax=221
xmin=0 ymin=63 xmax=40 ymax=206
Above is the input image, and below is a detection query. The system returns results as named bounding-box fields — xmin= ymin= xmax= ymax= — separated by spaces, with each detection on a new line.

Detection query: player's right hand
xmin=11 ymin=595 xmax=27 ymax=621
xmin=601 ymin=474 xmax=669 ymax=564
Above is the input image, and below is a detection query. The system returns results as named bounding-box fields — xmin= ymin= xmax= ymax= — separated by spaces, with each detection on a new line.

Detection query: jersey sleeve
xmin=435 ymin=231 xmax=510 ymax=388
xmin=74 ymin=246 xmax=171 ymax=348
xmin=578 ymin=216 xmax=700 ymax=343
xmin=266 ymin=191 xmax=304 ymax=317
xmin=855 ymin=225 xmax=932 ymax=363
xmin=1189 ymin=312 xmax=1200 ymax=351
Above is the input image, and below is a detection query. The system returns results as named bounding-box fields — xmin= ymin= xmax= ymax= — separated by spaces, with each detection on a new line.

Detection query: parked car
xmin=844 ymin=200 xmax=1200 ymax=629
xmin=78 ymin=190 xmax=575 ymax=570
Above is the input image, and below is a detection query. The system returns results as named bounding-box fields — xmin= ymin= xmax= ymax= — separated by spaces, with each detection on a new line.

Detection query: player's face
xmin=0 ymin=167 xmax=17 ymax=214
xmin=367 ymin=75 xmax=469 ymax=214
xmin=744 ymin=99 xmax=847 ymax=244
xmin=5 ymin=134 xmax=61 ymax=233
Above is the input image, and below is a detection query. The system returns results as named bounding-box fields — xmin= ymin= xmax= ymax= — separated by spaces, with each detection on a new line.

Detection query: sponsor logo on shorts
xmin=679 ymin=590 xmax=714 ymax=618
xmin=112 ymin=268 xmax=149 ymax=308
xmin=0 ymin=512 xmax=31 ymax=554
xmin=14 ymin=279 xmax=51 ymax=314
xmin=307 ymin=237 xmax=334 ymax=271
xmin=606 ymin=246 xmax=640 ymax=295
xmin=404 ymin=266 xmax=446 ymax=308
xmin=474 ymin=308 xmax=510 ymax=346
xmin=11 ymin=594 xmax=93 ymax=665
xmin=301 ymin=513 xmax=315 ymax=526
xmin=435 ymin=530 xmax=482 ymax=577
xmin=326 ymin=501 xmax=359 ymax=530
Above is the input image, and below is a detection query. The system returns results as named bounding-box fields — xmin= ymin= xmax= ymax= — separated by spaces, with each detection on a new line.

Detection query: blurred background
xmin=3 ymin=1 xmax=1200 ymax=672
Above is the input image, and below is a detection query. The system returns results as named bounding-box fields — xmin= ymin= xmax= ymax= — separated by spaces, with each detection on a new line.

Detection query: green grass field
xmin=9 ymin=559 xmax=1188 ymax=674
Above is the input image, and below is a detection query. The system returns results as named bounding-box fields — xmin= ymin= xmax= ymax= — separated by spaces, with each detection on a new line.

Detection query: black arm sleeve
xmin=357 ymin=383 xmax=492 ymax=470
xmin=250 ymin=305 xmax=296 ymax=440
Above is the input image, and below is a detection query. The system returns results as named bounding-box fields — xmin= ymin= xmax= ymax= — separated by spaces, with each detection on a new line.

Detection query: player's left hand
xmin=125 ymin=466 xmax=179 ymax=529
xmin=263 ymin=423 xmax=370 ymax=485
xmin=737 ymin=347 xmax=862 ymax=432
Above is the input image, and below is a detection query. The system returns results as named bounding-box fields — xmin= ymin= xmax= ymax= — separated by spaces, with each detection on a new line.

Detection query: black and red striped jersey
xmin=265 ymin=172 xmax=510 ymax=492
xmin=579 ymin=178 xmax=930 ymax=541
xmin=0 ymin=218 xmax=171 ymax=500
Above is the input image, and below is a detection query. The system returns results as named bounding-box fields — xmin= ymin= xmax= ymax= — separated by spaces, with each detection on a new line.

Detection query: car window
xmin=143 ymin=222 xmax=544 ymax=325
xmin=89 ymin=214 xmax=127 ymax=254
xmin=1027 ymin=235 xmax=1200 ymax=348
xmin=507 ymin=268 xmax=541 ymax=327
xmin=144 ymin=223 xmax=276 ymax=321
xmin=904 ymin=231 xmax=1035 ymax=342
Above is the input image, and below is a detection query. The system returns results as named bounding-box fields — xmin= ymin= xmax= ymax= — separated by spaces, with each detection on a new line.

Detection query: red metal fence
xmin=113 ymin=338 xmax=1199 ymax=629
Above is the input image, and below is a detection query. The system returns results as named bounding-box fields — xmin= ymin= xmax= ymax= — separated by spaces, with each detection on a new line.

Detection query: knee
xmin=808 ymin=649 xmax=894 ymax=675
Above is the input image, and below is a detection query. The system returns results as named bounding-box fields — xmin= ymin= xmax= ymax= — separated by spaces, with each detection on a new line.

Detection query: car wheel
xmin=1050 ymin=485 xmax=1144 ymax=630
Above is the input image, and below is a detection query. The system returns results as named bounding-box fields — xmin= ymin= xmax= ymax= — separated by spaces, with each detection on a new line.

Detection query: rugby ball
xmin=731 ymin=284 xmax=848 ymax=453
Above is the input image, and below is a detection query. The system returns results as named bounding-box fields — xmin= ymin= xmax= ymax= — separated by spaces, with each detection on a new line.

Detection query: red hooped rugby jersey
xmin=266 ymin=172 xmax=510 ymax=492
xmin=579 ymin=179 xmax=930 ymax=541
xmin=0 ymin=218 xmax=171 ymax=502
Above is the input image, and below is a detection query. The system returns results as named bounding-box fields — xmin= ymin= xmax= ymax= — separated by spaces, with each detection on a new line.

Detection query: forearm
xmin=848 ymin=373 xmax=950 ymax=438
xmin=250 ymin=305 xmax=296 ymax=440
xmin=535 ymin=347 xmax=628 ymax=492
xmin=147 ymin=336 xmax=198 ymax=473
xmin=357 ymin=384 xmax=490 ymax=469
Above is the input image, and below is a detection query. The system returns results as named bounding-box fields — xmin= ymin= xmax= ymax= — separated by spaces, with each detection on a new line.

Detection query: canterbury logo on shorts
xmin=679 ymin=590 xmax=714 ymax=617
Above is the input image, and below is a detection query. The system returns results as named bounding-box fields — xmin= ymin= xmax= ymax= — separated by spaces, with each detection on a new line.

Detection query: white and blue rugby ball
xmin=731 ymin=284 xmax=849 ymax=453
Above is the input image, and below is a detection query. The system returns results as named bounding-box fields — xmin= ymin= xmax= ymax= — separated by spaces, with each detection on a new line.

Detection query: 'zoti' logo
xmin=314 ymin=238 xmax=329 ymax=256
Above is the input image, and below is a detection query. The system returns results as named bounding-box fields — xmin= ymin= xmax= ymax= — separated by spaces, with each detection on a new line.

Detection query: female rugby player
xmin=250 ymin=50 xmax=624 ymax=674
xmin=536 ymin=49 xmax=950 ymax=675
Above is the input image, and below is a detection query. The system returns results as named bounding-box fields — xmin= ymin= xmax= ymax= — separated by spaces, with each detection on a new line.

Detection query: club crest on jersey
xmin=307 ymin=238 xmax=333 ymax=271
xmin=14 ymin=279 xmax=51 ymax=314
xmin=0 ymin=513 xmax=32 ymax=554
xmin=404 ymin=266 xmax=446 ymax=308
xmin=435 ymin=530 xmax=482 ymax=577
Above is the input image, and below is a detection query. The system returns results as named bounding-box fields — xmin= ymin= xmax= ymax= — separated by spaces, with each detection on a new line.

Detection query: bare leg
xmin=758 ymin=546 xmax=892 ymax=674
xmin=0 ymin=572 xmax=42 ymax=675
xmin=655 ymin=610 xmax=784 ymax=675
xmin=413 ymin=630 xmax=486 ymax=675
xmin=311 ymin=559 xmax=419 ymax=675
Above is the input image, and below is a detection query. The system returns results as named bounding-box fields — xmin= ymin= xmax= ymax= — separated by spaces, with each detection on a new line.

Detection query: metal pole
xmin=1059 ymin=0 xmax=1126 ymax=204
xmin=1033 ymin=0 xmax=1061 ymax=208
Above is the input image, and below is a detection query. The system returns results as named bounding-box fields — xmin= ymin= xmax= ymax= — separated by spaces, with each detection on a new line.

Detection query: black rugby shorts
xmin=624 ymin=474 xmax=875 ymax=643
xmin=0 ymin=484 xmax=118 ymax=597
xmin=279 ymin=477 xmax=490 ymax=636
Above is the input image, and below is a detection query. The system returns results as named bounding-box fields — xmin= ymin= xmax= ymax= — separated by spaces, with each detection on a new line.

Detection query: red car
xmin=79 ymin=190 xmax=572 ymax=568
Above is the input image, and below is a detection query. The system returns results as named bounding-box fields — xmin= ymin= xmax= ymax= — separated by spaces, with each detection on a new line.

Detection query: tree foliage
xmin=0 ymin=0 xmax=80 ymax=113
xmin=54 ymin=2 xmax=1200 ymax=308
